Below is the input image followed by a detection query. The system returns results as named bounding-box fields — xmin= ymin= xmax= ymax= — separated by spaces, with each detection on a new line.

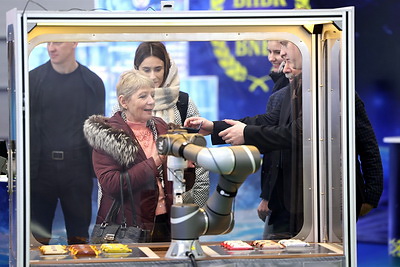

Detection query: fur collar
xmin=83 ymin=115 xmax=138 ymax=168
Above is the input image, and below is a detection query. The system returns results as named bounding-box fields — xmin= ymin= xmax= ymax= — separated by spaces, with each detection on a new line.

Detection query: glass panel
xmin=28 ymin=38 xmax=309 ymax=245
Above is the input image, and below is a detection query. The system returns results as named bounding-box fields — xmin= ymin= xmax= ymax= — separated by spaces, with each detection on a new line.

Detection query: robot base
xmin=165 ymin=239 xmax=206 ymax=259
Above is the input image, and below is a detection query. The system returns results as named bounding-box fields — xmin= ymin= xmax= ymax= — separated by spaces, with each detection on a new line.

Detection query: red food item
xmin=220 ymin=240 xmax=253 ymax=250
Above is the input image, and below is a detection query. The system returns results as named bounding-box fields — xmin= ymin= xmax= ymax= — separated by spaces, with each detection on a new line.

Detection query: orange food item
xmin=69 ymin=244 xmax=100 ymax=256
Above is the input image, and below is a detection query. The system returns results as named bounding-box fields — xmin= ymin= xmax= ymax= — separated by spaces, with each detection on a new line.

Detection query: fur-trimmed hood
xmin=83 ymin=115 xmax=138 ymax=168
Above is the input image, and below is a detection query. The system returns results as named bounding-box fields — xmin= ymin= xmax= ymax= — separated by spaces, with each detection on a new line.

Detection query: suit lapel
xmin=279 ymin=85 xmax=292 ymax=125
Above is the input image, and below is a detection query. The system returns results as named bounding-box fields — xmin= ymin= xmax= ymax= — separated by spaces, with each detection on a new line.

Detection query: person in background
xmin=264 ymin=40 xmax=290 ymax=113
xmin=355 ymin=92 xmax=383 ymax=218
xmin=257 ymin=40 xmax=290 ymax=239
xmin=29 ymin=42 xmax=105 ymax=245
xmin=84 ymin=70 xmax=172 ymax=242
xmin=133 ymin=42 xmax=210 ymax=207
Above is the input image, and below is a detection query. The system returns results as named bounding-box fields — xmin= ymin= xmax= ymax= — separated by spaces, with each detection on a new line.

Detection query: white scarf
xmin=152 ymin=60 xmax=180 ymax=123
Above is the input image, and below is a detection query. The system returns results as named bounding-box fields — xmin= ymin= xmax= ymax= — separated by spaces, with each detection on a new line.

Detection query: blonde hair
xmin=116 ymin=69 xmax=155 ymax=110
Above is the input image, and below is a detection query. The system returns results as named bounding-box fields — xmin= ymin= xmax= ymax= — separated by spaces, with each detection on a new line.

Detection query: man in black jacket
xmin=29 ymin=42 xmax=105 ymax=245
xmin=258 ymin=40 xmax=289 ymax=238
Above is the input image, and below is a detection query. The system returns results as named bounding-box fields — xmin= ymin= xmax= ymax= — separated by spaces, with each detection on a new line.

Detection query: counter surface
xmin=30 ymin=241 xmax=344 ymax=266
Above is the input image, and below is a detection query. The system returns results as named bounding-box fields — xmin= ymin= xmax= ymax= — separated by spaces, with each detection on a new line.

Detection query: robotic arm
xmin=156 ymin=130 xmax=261 ymax=259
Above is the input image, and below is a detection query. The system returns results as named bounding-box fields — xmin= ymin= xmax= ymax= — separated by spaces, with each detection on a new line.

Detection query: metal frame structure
xmin=6 ymin=7 xmax=356 ymax=266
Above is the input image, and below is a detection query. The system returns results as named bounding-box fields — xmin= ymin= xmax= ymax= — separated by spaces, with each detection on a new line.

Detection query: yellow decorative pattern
xmin=209 ymin=0 xmax=310 ymax=93
xmin=389 ymin=238 xmax=400 ymax=257
xmin=212 ymin=41 xmax=248 ymax=82
xmin=211 ymin=0 xmax=225 ymax=11
xmin=248 ymin=75 xmax=272 ymax=92
xmin=295 ymin=0 xmax=311 ymax=9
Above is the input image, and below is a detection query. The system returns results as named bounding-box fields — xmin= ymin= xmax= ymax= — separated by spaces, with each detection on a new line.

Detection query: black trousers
xmin=268 ymin=168 xmax=303 ymax=239
xmin=151 ymin=213 xmax=171 ymax=242
xmin=31 ymin=158 xmax=93 ymax=245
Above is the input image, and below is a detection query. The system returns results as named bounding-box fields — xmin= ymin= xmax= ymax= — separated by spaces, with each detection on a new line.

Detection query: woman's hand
xmin=184 ymin=117 xmax=214 ymax=136
xmin=153 ymin=151 xmax=166 ymax=167
xmin=187 ymin=160 xmax=196 ymax=168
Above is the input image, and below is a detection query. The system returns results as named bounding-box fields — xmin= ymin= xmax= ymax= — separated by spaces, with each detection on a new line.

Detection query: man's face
xmin=47 ymin=42 xmax=77 ymax=65
xmin=280 ymin=41 xmax=302 ymax=83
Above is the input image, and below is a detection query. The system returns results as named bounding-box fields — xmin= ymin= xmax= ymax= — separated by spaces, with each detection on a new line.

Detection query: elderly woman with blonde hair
xmin=84 ymin=70 xmax=172 ymax=242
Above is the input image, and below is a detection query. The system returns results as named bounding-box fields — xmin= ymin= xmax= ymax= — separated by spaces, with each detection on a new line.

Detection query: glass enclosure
xmin=7 ymin=8 xmax=356 ymax=266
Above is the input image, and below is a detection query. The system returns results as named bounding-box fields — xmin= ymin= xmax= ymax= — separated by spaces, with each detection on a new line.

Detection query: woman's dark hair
xmin=133 ymin=42 xmax=171 ymax=87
